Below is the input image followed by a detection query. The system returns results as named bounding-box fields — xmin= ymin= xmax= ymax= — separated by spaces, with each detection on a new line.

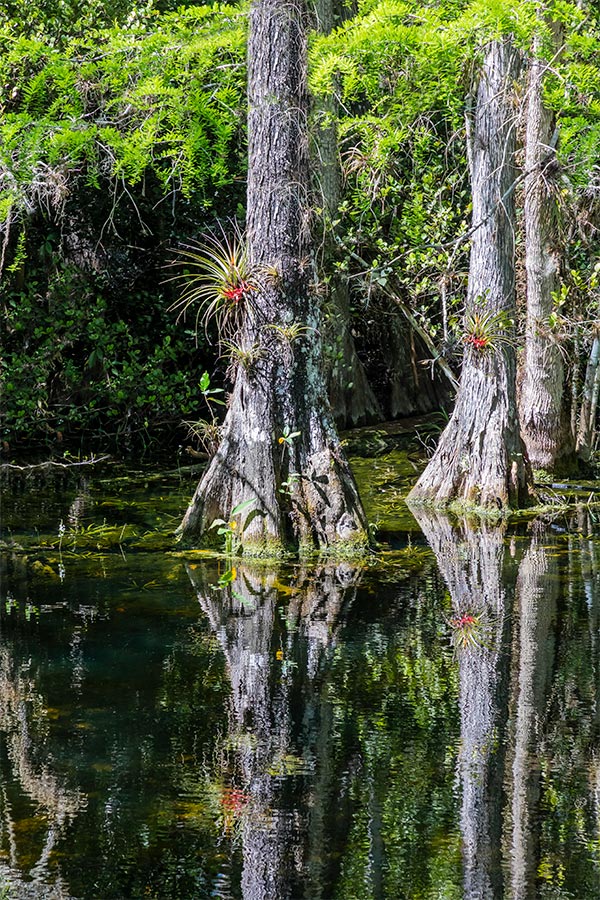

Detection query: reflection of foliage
xmin=6 ymin=471 xmax=600 ymax=898
xmin=326 ymin=584 xmax=462 ymax=898
xmin=535 ymin=535 xmax=600 ymax=897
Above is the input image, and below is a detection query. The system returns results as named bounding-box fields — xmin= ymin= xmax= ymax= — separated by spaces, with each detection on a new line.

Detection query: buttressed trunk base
xmin=408 ymin=40 xmax=533 ymax=512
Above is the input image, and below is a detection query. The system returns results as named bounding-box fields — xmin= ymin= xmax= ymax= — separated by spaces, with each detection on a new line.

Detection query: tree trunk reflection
xmin=0 ymin=647 xmax=82 ymax=898
xmin=412 ymin=511 xmax=514 ymax=899
xmin=186 ymin=561 xmax=361 ymax=900
xmin=413 ymin=511 xmax=582 ymax=898
xmin=508 ymin=525 xmax=558 ymax=899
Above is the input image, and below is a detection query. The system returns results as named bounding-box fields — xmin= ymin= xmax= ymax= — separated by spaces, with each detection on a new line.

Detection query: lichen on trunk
xmin=177 ymin=0 xmax=368 ymax=555
xmin=408 ymin=40 xmax=533 ymax=512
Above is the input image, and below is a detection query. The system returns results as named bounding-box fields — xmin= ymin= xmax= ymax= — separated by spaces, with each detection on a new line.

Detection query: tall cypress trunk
xmin=178 ymin=0 xmax=368 ymax=554
xmin=576 ymin=326 xmax=600 ymax=461
xmin=518 ymin=29 xmax=573 ymax=472
xmin=314 ymin=1 xmax=383 ymax=427
xmin=408 ymin=41 xmax=532 ymax=511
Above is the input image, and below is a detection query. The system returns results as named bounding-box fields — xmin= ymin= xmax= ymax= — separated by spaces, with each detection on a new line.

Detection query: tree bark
xmin=313 ymin=1 xmax=383 ymax=428
xmin=408 ymin=41 xmax=532 ymax=511
xmin=518 ymin=29 xmax=573 ymax=472
xmin=177 ymin=0 xmax=369 ymax=554
xmin=576 ymin=327 xmax=600 ymax=461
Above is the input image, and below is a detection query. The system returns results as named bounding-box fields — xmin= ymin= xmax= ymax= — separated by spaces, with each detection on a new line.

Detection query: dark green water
xmin=1 ymin=460 xmax=600 ymax=899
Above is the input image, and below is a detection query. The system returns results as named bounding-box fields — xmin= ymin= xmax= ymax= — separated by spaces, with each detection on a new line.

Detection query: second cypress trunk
xmin=408 ymin=41 xmax=532 ymax=511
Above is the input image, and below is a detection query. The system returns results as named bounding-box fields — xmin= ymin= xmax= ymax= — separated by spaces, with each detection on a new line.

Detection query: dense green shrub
xmin=0 ymin=3 xmax=247 ymax=451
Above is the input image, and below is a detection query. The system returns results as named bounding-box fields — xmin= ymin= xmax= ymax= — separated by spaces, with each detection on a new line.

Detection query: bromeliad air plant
xmin=167 ymin=225 xmax=262 ymax=343
xmin=463 ymin=309 xmax=515 ymax=353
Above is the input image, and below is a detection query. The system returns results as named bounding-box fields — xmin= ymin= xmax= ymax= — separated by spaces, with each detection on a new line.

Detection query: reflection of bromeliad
xmin=221 ymin=787 xmax=251 ymax=811
xmin=448 ymin=610 xmax=491 ymax=652
xmin=220 ymin=787 xmax=251 ymax=833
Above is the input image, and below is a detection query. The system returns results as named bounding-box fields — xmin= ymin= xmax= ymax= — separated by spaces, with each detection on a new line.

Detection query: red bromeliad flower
xmin=222 ymin=280 xmax=255 ymax=304
xmin=465 ymin=333 xmax=489 ymax=350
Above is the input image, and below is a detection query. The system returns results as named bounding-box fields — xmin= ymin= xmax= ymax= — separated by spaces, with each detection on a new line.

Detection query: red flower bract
xmin=222 ymin=280 xmax=256 ymax=303
xmin=450 ymin=614 xmax=477 ymax=628
xmin=465 ymin=334 xmax=488 ymax=349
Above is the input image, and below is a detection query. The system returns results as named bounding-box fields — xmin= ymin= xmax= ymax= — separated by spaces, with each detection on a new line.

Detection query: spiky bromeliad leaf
xmin=167 ymin=226 xmax=261 ymax=344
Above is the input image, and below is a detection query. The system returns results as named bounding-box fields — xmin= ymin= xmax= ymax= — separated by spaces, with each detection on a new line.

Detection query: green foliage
xmin=545 ymin=8 xmax=600 ymax=192
xmin=311 ymin=0 xmax=600 ymax=380
xmin=310 ymin=1 xmax=488 ymax=345
xmin=182 ymin=370 xmax=226 ymax=455
xmin=210 ymin=498 xmax=259 ymax=554
xmin=0 ymin=4 xmax=247 ymax=218
xmin=2 ymin=0 xmax=600 ymax=449
xmin=0 ymin=263 xmax=201 ymax=446
xmin=0 ymin=4 xmax=247 ymax=449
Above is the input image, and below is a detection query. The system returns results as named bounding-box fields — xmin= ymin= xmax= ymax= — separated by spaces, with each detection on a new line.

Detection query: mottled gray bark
xmin=412 ymin=510 xmax=513 ymax=899
xmin=518 ymin=30 xmax=573 ymax=472
xmin=576 ymin=328 xmax=600 ymax=461
xmin=178 ymin=0 xmax=368 ymax=554
xmin=408 ymin=42 xmax=532 ymax=511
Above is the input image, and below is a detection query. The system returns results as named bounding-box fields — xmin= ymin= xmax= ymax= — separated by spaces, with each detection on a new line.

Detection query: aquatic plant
xmin=210 ymin=498 xmax=258 ymax=555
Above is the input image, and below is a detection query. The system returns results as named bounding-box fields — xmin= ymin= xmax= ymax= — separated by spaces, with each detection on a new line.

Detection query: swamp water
xmin=1 ymin=456 xmax=600 ymax=899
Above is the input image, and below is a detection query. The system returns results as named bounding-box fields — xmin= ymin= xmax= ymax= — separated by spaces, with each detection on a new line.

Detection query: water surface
xmin=1 ymin=462 xmax=599 ymax=898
